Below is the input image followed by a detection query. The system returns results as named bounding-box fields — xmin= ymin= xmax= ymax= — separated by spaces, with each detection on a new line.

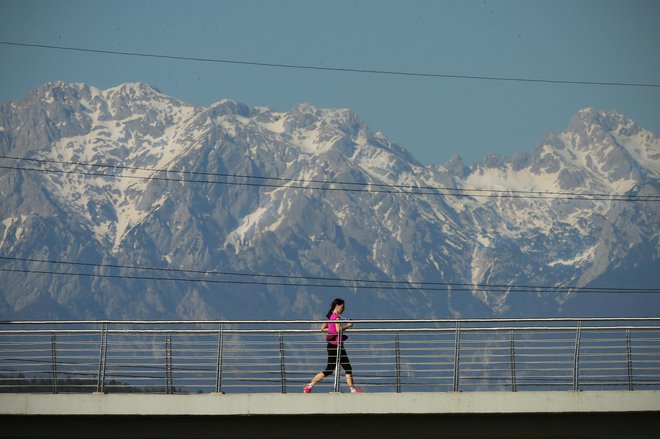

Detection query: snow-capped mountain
xmin=0 ymin=81 xmax=658 ymax=319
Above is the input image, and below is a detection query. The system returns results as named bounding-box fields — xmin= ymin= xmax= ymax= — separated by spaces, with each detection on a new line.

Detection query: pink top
xmin=328 ymin=313 xmax=342 ymax=345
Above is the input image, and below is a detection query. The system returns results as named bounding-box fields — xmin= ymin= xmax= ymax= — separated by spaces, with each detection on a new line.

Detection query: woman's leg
xmin=309 ymin=371 xmax=326 ymax=386
xmin=306 ymin=344 xmax=337 ymax=389
xmin=339 ymin=347 xmax=357 ymax=392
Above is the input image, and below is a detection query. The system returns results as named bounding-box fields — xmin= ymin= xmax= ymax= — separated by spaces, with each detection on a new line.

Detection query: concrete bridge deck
xmin=2 ymin=391 xmax=659 ymax=439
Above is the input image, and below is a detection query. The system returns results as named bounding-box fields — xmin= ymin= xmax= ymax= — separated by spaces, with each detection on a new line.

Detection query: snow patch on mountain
xmin=548 ymin=245 xmax=596 ymax=267
xmin=0 ymin=216 xmax=28 ymax=250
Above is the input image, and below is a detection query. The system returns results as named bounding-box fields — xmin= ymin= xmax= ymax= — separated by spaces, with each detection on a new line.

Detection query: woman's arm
xmin=336 ymin=315 xmax=352 ymax=332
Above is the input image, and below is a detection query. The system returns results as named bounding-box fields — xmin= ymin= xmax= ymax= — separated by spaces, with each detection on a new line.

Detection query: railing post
xmin=215 ymin=324 xmax=224 ymax=394
xmin=165 ymin=332 xmax=173 ymax=394
xmin=509 ymin=329 xmax=517 ymax=392
xmin=395 ymin=334 xmax=401 ymax=393
xmin=626 ymin=328 xmax=633 ymax=391
xmin=279 ymin=333 xmax=287 ymax=394
xmin=333 ymin=327 xmax=342 ymax=392
xmin=95 ymin=322 xmax=108 ymax=393
xmin=573 ymin=321 xmax=582 ymax=391
xmin=453 ymin=322 xmax=461 ymax=392
xmin=50 ymin=332 xmax=58 ymax=394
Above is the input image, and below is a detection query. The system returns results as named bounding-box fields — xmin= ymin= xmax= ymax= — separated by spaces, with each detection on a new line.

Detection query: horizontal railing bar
xmin=5 ymin=326 xmax=660 ymax=337
xmin=5 ymin=317 xmax=660 ymax=325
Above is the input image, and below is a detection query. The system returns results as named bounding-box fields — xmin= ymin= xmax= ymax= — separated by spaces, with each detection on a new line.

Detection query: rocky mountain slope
xmin=0 ymin=82 xmax=658 ymax=319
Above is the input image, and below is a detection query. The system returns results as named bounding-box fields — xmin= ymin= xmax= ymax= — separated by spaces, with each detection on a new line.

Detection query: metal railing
xmin=1 ymin=318 xmax=659 ymax=394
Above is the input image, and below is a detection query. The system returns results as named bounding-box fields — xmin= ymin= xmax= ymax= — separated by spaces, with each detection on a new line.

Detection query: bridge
xmin=1 ymin=318 xmax=659 ymax=438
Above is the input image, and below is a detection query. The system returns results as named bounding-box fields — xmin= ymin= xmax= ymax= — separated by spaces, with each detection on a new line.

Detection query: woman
xmin=304 ymin=298 xmax=361 ymax=393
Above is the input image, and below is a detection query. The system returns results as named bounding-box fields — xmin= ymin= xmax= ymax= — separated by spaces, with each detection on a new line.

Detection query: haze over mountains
xmin=0 ymin=82 xmax=658 ymax=320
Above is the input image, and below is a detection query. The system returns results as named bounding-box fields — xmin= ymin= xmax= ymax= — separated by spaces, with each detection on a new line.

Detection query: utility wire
xmin=1 ymin=155 xmax=650 ymax=198
xmin=1 ymin=41 xmax=659 ymax=88
xmin=1 ymin=266 xmax=657 ymax=294
xmin=3 ymin=163 xmax=651 ymax=202
xmin=1 ymin=156 xmax=657 ymax=202
xmin=2 ymin=256 xmax=658 ymax=294
xmin=3 ymin=163 xmax=657 ymax=202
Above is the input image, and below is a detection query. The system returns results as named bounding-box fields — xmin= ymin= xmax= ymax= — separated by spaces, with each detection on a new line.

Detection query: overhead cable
xmin=1 ymin=156 xmax=656 ymax=202
xmin=1 ymin=41 xmax=659 ymax=88
xmin=1 ymin=256 xmax=658 ymax=294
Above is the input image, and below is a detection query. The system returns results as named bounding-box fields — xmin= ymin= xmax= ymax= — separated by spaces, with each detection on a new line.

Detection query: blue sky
xmin=1 ymin=0 xmax=658 ymax=165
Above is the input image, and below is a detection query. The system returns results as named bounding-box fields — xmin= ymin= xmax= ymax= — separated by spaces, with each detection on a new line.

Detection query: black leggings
xmin=322 ymin=343 xmax=352 ymax=376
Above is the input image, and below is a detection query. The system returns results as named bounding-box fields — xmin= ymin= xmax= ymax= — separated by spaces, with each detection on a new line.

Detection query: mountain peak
xmin=291 ymin=102 xmax=320 ymax=114
xmin=100 ymin=82 xmax=174 ymax=108
xmin=31 ymin=81 xmax=97 ymax=103
xmin=208 ymin=98 xmax=251 ymax=117
xmin=105 ymin=82 xmax=163 ymax=96
xmin=569 ymin=108 xmax=640 ymax=135
xmin=444 ymin=154 xmax=470 ymax=178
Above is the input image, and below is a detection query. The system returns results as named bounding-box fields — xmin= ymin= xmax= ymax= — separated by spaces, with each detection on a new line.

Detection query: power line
xmin=1 ymin=266 xmax=657 ymax=294
xmin=1 ymin=40 xmax=659 ymax=89
xmin=1 ymin=163 xmax=655 ymax=202
xmin=1 ymin=156 xmax=657 ymax=202
xmin=2 ymin=256 xmax=658 ymax=294
xmin=0 ymin=155 xmax=646 ymax=198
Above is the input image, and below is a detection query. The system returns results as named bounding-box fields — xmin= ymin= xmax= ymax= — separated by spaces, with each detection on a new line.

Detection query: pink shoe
xmin=350 ymin=388 xmax=363 ymax=393
xmin=304 ymin=383 xmax=313 ymax=393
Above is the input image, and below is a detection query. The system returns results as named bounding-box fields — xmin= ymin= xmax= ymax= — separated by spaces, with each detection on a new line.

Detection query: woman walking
xmin=304 ymin=298 xmax=361 ymax=393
